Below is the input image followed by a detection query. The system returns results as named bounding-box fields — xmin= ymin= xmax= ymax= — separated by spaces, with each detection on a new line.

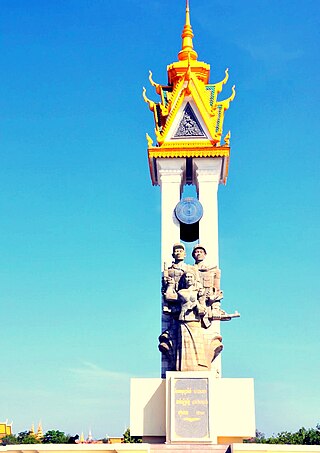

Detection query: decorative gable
xmin=173 ymin=103 xmax=207 ymax=139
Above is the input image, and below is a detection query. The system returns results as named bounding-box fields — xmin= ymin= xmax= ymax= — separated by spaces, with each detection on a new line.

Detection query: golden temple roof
xmin=144 ymin=0 xmax=235 ymax=184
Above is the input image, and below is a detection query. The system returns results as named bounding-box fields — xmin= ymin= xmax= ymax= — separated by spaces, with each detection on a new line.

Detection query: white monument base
xmin=130 ymin=378 xmax=166 ymax=440
xmin=130 ymin=372 xmax=255 ymax=444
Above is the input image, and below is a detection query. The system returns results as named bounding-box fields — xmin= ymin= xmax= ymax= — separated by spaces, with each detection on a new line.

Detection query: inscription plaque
xmin=174 ymin=378 xmax=209 ymax=440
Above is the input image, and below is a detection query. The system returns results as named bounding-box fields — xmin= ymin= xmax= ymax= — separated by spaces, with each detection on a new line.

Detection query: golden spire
xmin=178 ymin=0 xmax=198 ymax=61
xmin=36 ymin=421 xmax=43 ymax=439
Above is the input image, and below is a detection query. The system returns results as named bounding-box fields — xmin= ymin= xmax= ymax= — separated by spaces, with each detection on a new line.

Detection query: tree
xmin=16 ymin=431 xmax=39 ymax=444
xmin=1 ymin=434 xmax=18 ymax=445
xmin=123 ymin=428 xmax=142 ymax=443
xmin=245 ymin=430 xmax=266 ymax=443
xmin=245 ymin=425 xmax=320 ymax=445
xmin=42 ymin=430 xmax=69 ymax=444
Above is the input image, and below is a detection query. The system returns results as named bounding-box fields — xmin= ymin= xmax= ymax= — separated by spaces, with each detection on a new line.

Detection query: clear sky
xmin=0 ymin=0 xmax=319 ymax=440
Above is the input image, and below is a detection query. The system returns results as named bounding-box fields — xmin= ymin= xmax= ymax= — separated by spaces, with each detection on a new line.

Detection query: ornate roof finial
xmin=178 ymin=0 xmax=198 ymax=62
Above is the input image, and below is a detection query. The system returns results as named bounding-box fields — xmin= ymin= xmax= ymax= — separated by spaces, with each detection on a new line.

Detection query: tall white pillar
xmin=194 ymin=158 xmax=223 ymax=377
xmin=158 ymin=159 xmax=185 ymax=268
xmin=157 ymin=159 xmax=184 ymax=377
xmin=194 ymin=158 xmax=222 ymax=267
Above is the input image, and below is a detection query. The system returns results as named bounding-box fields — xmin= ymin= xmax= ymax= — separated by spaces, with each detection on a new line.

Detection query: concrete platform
xmin=1 ymin=443 xmax=320 ymax=453
xmin=149 ymin=444 xmax=230 ymax=453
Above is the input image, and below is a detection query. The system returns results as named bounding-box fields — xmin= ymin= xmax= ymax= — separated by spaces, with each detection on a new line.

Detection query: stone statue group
xmin=159 ymin=244 xmax=239 ymax=373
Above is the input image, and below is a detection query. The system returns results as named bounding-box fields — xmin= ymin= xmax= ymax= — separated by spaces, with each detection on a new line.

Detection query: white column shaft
xmin=194 ymin=158 xmax=223 ymax=377
xmin=195 ymin=158 xmax=222 ymax=267
xmin=158 ymin=159 xmax=184 ymax=268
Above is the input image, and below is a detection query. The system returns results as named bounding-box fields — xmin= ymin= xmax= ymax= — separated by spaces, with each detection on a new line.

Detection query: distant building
xmin=0 ymin=421 xmax=12 ymax=439
xmin=108 ymin=437 xmax=123 ymax=444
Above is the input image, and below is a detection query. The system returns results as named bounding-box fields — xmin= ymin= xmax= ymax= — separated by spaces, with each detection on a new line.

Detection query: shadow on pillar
xmin=180 ymin=221 xmax=199 ymax=242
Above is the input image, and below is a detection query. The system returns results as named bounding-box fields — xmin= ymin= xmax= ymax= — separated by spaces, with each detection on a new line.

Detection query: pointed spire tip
xmin=178 ymin=0 xmax=198 ymax=61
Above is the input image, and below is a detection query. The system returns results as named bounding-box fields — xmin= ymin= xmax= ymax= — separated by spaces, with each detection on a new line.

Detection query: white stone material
xmin=1 ymin=442 xmax=320 ymax=453
xmin=166 ymin=371 xmax=216 ymax=443
xmin=194 ymin=158 xmax=223 ymax=378
xmin=194 ymin=158 xmax=222 ymax=267
xmin=157 ymin=158 xmax=185 ymax=268
xmin=0 ymin=445 xmax=149 ymax=452
xmin=232 ymin=445 xmax=320 ymax=453
xmin=130 ymin=375 xmax=255 ymax=442
xmin=130 ymin=378 xmax=166 ymax=437
xmin=212 ymin=378 xmax=255 ymax=438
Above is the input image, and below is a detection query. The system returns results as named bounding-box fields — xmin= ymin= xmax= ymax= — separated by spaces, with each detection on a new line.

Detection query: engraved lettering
xmin=191 ymin=399 xmax=208 ymax=405
xmin=176 ymin=399 xmax=191 ymax=406
xmin=175 ymin=388 xmax=192 ymax=395
xmin=178 ymin=410 xmax=189 ymax=416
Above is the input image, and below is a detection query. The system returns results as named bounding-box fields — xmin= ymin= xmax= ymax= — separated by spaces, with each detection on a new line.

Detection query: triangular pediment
xmin=173 ymin=103 xmax=207 ymax=139
xmin=164 ymin=97 xmax=213 ymax=143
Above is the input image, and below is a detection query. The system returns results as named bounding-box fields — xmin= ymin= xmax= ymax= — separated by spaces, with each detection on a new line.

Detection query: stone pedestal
xmin=130 ymin=378 xmax=166 ymax=440
xmin=130 ymin=373 xmax=255 ymax=444
xmin=166 ymin=372 xmax=214 ymax=443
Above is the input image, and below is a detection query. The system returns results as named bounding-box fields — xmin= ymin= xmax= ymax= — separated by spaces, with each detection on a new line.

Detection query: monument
xmin=131 ymin=0 xmax=255 ymax=447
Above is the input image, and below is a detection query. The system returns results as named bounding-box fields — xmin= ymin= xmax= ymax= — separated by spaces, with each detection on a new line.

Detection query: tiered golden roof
xmin=144 ymin=0 xmax=235 ymax=185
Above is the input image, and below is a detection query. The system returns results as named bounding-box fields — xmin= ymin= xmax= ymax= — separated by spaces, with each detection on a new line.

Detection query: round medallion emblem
xmin=175 ymin=198 xmax=203 ymax=225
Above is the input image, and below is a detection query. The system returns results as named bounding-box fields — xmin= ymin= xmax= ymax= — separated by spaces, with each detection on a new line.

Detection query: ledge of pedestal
xmin=130 ymin=374 xmax=255 ymax=443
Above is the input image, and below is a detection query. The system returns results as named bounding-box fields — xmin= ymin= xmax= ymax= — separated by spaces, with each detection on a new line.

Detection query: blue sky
xmin=0 ymin=0 xmax=319 ymax=439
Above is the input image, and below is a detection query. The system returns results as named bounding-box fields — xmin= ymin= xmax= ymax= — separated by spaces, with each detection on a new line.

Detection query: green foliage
xmin=123 ymin=428 xmax=142 ymax=443
xmin=245 ymin=425 xmax=320 ymax=445
xmin=1 ymin=429 xmax=70 ymax=445
xmin=42 ymin=430 xmax=70 ymax=444
xmin=1 ymin=434 xmax=18 ymax=445
xmin=16 ymin=431 xmax=39 ymax=444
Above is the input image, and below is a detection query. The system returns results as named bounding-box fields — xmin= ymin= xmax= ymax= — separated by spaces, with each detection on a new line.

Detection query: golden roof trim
xmin=148 ymin=147 xmax=230 ymax=159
